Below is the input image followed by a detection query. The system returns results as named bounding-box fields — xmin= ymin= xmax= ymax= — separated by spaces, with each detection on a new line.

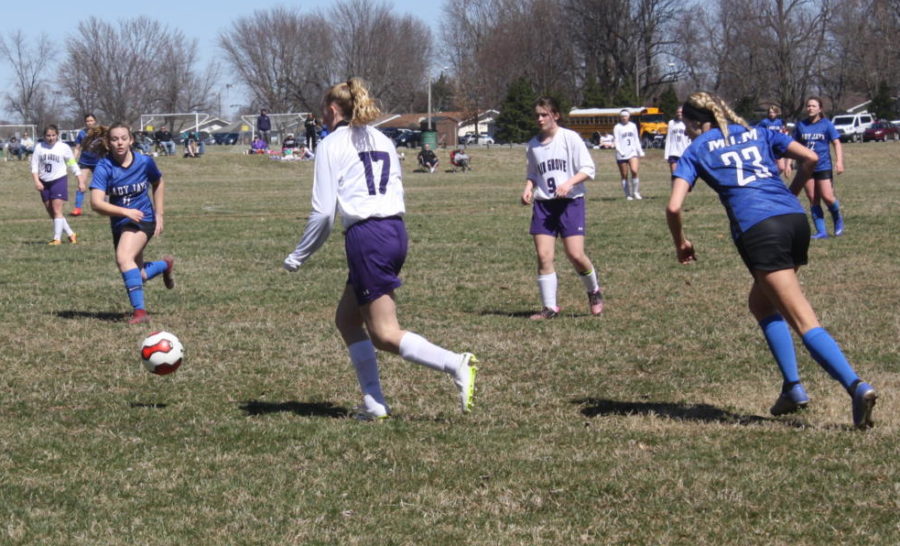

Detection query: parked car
xmin=213 ymin=132 xmax=240 ymax=145
xmin=862 ymin=120 xmax=899 ymax=142
xmin=459 ymin=133 xmax=494 ymax=145
xmin=393 ymin=129 xmax=421 ymax=148
xmin=831 ymin=112 xmax=874 ymax=143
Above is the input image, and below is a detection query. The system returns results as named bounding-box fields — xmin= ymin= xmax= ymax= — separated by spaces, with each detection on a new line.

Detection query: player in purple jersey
xmin=666 ymin=92 xmax=877 ymax=429
xmin=89 ymin=124 xmax=175 ymax=325
xmin=521 ymin=96 xmax=603 ymax=319
xmin=283 ymin=78 xmax=478 ymax=419
xmin=794 ymin=97 xmax=844 ymax=238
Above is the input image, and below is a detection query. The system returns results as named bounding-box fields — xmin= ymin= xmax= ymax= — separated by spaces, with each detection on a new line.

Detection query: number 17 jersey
xmin=313 ymin=125 xmax=405 ymax=229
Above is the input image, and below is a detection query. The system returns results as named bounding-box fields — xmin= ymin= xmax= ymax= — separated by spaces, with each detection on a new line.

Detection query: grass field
xmin=1 ymin=142 xmax=897 ymax=544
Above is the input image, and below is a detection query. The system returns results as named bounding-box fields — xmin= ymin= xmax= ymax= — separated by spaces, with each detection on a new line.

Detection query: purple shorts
xmin=39 ymin=177 xmax=68 ymax=202
xmin=530 ymin=198 xmax=586 ymax=238
xmin=667 ymin=155 xmax=681 ymax=164
xmin=344 ymin=216 xmax=407 ymax=305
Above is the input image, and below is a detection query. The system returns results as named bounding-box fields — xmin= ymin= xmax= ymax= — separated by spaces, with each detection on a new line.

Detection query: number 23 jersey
xmin=673 ymin=124 xmax=804 ymax=239
xmin=313 ymin=124 xmax=405 ymax=229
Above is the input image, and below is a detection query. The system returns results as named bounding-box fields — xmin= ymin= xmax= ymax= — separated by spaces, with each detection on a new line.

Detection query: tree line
xmin=2 ymin=0 xmax=898 ymax=131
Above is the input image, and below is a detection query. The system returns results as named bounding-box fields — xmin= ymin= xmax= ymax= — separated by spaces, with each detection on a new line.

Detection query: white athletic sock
xmin=61 ymin=218 xmax=74 ymax=236
xmin=348 ymin=340 xmax=386 ymax=405
xmin=398 ymin=332 xmax=460 ymax=375
xmin=621 ymin=179 xmax=630 ymax=197
xmin=52 ymin=218 xmax=63 ymax=240
xmin=537 ymin=272 xmax=558 ymax=310
xmin=633 ymin=178 xmax=641 ymax=195
xmin=579 ymin=268 xmax=600 ymax=293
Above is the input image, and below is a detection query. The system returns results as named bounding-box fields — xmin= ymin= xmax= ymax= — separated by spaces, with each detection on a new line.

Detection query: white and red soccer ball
xmin=140 ymin=331 xmax=184 ymax=375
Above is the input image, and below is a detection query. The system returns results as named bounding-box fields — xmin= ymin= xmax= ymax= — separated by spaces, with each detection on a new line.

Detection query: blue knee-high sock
xmin=74 ymin=190 xmax=85 ymax=208
xmin=802 ymin=327 xmax=858 ymax=391
xmin=759 ymin=314 xmax=800 ymax=390
xmin=122 ymin=268 xmax=145 ymax=310
xmin=143 ymin=260 xmax=167 ymax=281
xmin=827 ymin=200 xmax=841 ymax=219
xmin=810 ymin=205 xmax=826 ymax=235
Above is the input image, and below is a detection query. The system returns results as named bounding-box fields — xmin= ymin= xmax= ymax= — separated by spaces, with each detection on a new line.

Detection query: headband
xmin=681 ymin=101 xmax=715 ymax=124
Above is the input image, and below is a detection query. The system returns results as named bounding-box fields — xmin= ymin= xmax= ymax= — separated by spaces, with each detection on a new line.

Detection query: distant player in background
xmin=283 ymin=78 xmax=478 ymax=419
xmin=31 ymin=125 xmax=82 ymax=245
xmin=793 ymin=97 xmax=844 ymax=239
xmin=71 ymin=113 xmax=98 ymax=216
xmin=663 ymin=106 xmax=691 ymax=174
xmin=521 ymin=96 xmax=603 ymax=320
xmin=666 ymin=91 xmax=876 ymax=429
xmin=89 ymin=124 xmax=175 ymax=325
xmin=756 ymin=105 xmax=790 ymax=178
xmin=614 ymin=110 xmax=645 ymax=199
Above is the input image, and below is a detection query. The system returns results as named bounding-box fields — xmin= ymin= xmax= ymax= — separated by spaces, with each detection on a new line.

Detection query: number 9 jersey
xmin=313 ymin=124 xmax=405 ymax=229
xmin=673 ymin=124 xmax=805 ymax=240
xmin=525 ymin=127 xmax=595 ymax=201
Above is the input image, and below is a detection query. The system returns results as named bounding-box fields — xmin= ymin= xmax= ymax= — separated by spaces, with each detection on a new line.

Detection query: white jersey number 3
xmin=721 ymin=146 xmax=771 ymax=186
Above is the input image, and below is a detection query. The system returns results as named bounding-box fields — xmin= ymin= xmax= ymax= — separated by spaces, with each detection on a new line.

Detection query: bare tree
xmin=0 ymin=30 xmax=57 ymax=125
xmin=62 ymin=17 xmax=203 ymax=125
xmin=218 ymin=7 xmax=333 ymax=113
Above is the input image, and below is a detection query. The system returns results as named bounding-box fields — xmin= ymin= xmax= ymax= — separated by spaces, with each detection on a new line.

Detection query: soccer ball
xmin=140 ymin=331 xmax=184 ymax=375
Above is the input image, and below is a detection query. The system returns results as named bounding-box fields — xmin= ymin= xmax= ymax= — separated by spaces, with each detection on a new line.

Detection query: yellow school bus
xmin=568 ymin=107 xmax=668 ymax=147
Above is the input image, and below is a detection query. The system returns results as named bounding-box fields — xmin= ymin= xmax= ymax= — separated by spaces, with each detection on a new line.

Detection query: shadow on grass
xmin=55 ymin=310 xmax=124 ymax=322
xmin=239 ymin=400 xmax=349 ymax=419
xmin=480 ymin=310 xmax=594 ymax=319
xmin=573 ymin=398 xmax=807 ymax=428
xmin=130 ymin=402 xmax=168 ymax=409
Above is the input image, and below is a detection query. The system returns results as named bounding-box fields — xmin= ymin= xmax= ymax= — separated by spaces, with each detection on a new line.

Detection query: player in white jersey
xmin=521 ymin=96 xmax=603 ymax=320
xmin=31 ymin=125 xmax=83 ymax=245
xmin=613 ymin=110 xmax=645 ymax=199
xmin=663 ymin=107 xmax=691 ymax=174
xmin=283 ymin=78 xmax=478 ymax=419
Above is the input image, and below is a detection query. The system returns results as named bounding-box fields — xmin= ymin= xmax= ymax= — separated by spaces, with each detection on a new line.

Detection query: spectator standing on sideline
xmin=304 ymin=113 xmax=319 ymax=149
xmin=257 ymin=109 xmax=272 ymax=145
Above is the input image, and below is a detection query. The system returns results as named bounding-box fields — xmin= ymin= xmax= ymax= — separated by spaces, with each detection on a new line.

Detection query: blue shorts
xmin=39 ymin=176 xmax=68 ymax=202
xmin=530 ymin=198 xmax=586 ymax=238
xmin=344 ymin=216 xmax=407 ymax=305
xmin=735 ymin=213 xmax=809 ymax=272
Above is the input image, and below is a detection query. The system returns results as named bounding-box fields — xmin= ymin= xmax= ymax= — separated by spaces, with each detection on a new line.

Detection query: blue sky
xmin=1 ymin=1 xmax=444 ymax=118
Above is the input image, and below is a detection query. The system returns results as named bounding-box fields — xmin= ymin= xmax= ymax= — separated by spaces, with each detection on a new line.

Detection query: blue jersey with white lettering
xmin=793 ymin=117 xmax=839 ymax=172
xmin=76 ymin=129 xmax=101 ymax=167
xmin=756 ymin=117 xmax=783 ymax=132
xmin=90 ymin=153 xmax=162 ymax=229
xmin=674 ymin=124 xmax=804 ymax=240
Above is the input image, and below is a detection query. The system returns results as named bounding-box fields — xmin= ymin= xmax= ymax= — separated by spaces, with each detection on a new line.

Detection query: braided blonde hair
xmin=324 ymin=77 xmax=382 ymax=126
xmin=684 ymin=92 xmax=749 ymax=140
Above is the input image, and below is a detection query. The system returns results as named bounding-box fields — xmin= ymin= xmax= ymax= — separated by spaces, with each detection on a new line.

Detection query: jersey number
xmin=358 ymin=151 xmax=390 ymax=195
xmin=721 ymin=146 xmax=771 ymax=186
xmin=546 ymin=177 xmax=556 ymax=193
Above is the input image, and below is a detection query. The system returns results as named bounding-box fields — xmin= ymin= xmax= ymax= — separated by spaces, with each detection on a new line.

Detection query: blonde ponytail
xmin=683 ymin=92 xmax=749 ymax=140
xmin=323 ymin=77 xmax=382 ymax=127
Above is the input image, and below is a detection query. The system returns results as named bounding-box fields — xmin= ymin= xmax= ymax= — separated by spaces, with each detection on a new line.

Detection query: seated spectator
xmin=134 ymin=132 xmax=152 ymax=154
xmin=296 ymin=144 xmax=315 ymax=160
xmin=417 ymin=143 xmax=439 ymax=173
xmin=599 ymin=133 xmax=614 ymax=149
xmin=281 ymin=133 xmax=299 ymax=155
xmin=20 ymin=133 xmax=35 ymax=157
xmin=8 ymin=136 xmax=24 ymax=160
xmin=155 ymin=127 xmax=176 ymax=156
xmin=184 ymin=132 xmax=200 ymax=158
xmin=450 ymin=147 xmax=471 ymax=172
xmin=249 ymin=134 xmax=268 ymax=154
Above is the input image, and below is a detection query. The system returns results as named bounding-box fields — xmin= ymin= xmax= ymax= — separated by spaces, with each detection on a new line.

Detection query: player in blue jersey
xmin=756 ymin=105 xmax=790 ymax=178
xmin=89 ymin=124 xmax=175 ymax=325
xmin=521 ymin=96 xmax=603 ymax=319
xmin=71 ymin=113 xmax=100 ymax=216
xmin=666 ymin=91 xmax=877 ymax=429
xmin=283 ymin=78 xmax=478 ymax=419
xmin=793 ymin=97 xmax=844 ymax=238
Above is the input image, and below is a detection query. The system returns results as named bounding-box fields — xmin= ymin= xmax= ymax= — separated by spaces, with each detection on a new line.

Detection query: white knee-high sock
xmin=621 ymin=179 xmax=630 ymax=197
xmin=52 ymin=218 xmax=63 ymax=240
xmin=537 ymin=272 xmax=558 ymax=309
xmin=398 ymin=332 xmax=460 ymax=375
xmin=579 ymin=268 xmax=600 ymax=293
xmin=633 ymin=178 xmax=640 ymax=195
xmin=348 ymin=340 xmax=386 ymax=406
xmin=61 ymin=218 xmax=74 ymax=236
